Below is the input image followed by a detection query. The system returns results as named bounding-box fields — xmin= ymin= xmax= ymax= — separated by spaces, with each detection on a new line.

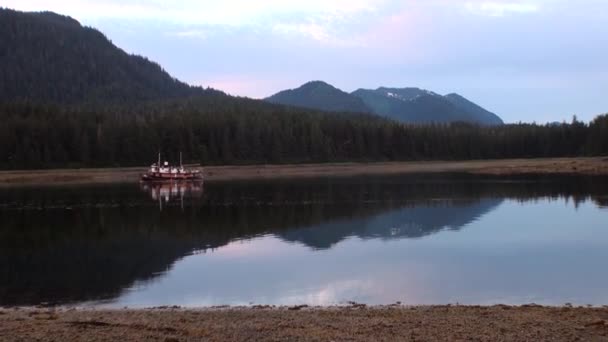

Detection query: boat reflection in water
xmin=139 ymin=181 xmax=203 ymax=210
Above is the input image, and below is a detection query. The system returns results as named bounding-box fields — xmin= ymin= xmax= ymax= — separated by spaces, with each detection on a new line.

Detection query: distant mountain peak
xmin=444 ymin=93 xmax=467 ymax=101
xmin=265 ymin=81 xmax=371 ymax=114
xmin=370 ymin=87 xmax=440 ymax=102
xmin=266 ymin=82 xmax=503 ymax=125
xmin=350 ymin=86 xmax=503 ymax=125
xmin=302 ymin=80 xmax=333 ymax=88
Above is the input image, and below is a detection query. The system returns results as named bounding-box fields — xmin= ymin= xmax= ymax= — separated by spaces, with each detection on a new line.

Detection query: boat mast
xmin=158 ymin=151 xmax=161 ymax=166
xmin=180 ymin=151 xmax=183 ymax=168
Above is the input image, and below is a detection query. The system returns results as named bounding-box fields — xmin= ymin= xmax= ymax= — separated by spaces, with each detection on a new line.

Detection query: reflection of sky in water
xmin=106 ymin=199 xmax=608 ymax=307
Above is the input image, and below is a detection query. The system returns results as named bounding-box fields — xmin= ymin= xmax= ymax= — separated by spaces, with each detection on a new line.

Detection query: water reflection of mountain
xmin=1 ymin=174 xmax=607 ymax=306
xmin=279 ymin=198 xmax=503 ymax=249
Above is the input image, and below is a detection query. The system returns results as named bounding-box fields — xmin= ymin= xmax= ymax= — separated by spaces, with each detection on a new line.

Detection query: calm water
xmin=1 ymin=174 xmax=607 ymax=307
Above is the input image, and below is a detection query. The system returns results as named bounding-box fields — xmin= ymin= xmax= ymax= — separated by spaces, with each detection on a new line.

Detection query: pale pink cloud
xmin=465 ymin=1 xmax=540 ymax=16
xmin=341 ymin=6 xmax=440 ymax=66
xmin=203 ymin=76 xmax=290 ymax=99
xmin=3 ymin=0 xmax=385 ymax=25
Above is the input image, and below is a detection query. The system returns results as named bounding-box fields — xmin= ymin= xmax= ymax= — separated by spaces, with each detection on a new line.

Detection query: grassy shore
xmin=1 ymin=157 xmax=608 ymax=186
xmin=1 ymin=305 xmax=607 ymax=341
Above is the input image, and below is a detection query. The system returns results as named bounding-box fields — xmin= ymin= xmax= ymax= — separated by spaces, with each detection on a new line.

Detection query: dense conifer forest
xmin=1 ymin=99 xmax=606 ymax=169
xmin=0 ymin=9 xmax=200 ymax=104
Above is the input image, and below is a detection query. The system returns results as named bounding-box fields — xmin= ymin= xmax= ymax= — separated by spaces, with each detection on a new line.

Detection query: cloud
xmin=273 ymin=22 xmax=331 ymax=44
xmin=272 ymin=20 xmax=371 ymax=47
xmin=167 ymin=29 xmax=209 ymax=40
xmin=6 ymin=0 xmax=384 ymax=46
xmin=464 ymin=1 xmax=540 ymax=16
xmin=204 ymin=75 xmax=290 ymax=99
xmin=3 ymin=0 xmax=383 ymax=25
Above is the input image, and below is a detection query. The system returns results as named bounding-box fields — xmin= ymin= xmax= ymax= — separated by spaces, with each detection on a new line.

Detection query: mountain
xmin=0 ymin=8 xmax=203 ymax=104
xmin=352 ymin=87 xmax=504 ymax=125
xmin=265 ymin=81 xmax=371 ymax=113
xmin=266 ymin=81 xmax=503 ymax=125
xmin=351 ymin=87 xmax=464 ymax=123
xmin=444 ymin=93 xmax=504 ymax=125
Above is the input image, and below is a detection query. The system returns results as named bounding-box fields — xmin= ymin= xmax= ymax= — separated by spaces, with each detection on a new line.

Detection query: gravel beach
xmin=2 ymin=305 xmax=608 ymax=341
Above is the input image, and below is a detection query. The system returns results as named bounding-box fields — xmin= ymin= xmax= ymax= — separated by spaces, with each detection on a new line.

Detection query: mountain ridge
xmin=444 ymin=93 xmax=503 ymax=125
xmin=0 ymin=8 xmax=205 ymax=105
xmin=265 ymin=80 xmax=371 ymax=114
xmin=268 ymin=82 xmax=504 ymax=125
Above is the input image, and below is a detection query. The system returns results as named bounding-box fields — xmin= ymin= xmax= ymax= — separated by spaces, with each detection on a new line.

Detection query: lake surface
xmin=1 ymin=174 xmax=608 ymax=307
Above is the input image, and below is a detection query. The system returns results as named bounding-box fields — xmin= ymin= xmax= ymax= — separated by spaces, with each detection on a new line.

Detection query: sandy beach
xmin=1 ymin=305 xmax=607 ymax=341
xmin=1 ymin=157 xmax=608 ymax=186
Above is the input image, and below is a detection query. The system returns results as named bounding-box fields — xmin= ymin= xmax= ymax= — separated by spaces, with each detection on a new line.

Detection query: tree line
xmin=0 ymin=98 xmax=606 ymax=170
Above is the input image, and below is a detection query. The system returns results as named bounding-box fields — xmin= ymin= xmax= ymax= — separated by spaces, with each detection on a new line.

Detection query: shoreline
xmin=1 ymin=157 xmax=608 ymax=187
xmin=1 ymin=305 xmax=607 ymax=340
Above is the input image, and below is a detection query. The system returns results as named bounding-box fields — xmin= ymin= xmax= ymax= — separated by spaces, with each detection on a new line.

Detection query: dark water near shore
xmin=1 ymin=174 xmax=608 ymax=307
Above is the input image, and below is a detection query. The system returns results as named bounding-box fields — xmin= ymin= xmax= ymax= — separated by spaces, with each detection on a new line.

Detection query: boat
xmin=140 ymin=152 xmax=202 ymax=182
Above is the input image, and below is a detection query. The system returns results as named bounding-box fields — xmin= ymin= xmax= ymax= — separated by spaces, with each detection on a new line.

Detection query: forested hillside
xmin=0 ymin=8 xmax=202 ymax=104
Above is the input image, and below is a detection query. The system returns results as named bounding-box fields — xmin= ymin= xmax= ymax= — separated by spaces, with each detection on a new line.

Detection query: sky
xmin=5 ymin=0 xmax=608 ymax=123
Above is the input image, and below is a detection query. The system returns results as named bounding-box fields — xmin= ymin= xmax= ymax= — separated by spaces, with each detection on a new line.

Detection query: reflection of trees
xmin=0 ymin=174 xmax=607 ymax=306
xmin=594 ymin=197 xmax=608 ymax=208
